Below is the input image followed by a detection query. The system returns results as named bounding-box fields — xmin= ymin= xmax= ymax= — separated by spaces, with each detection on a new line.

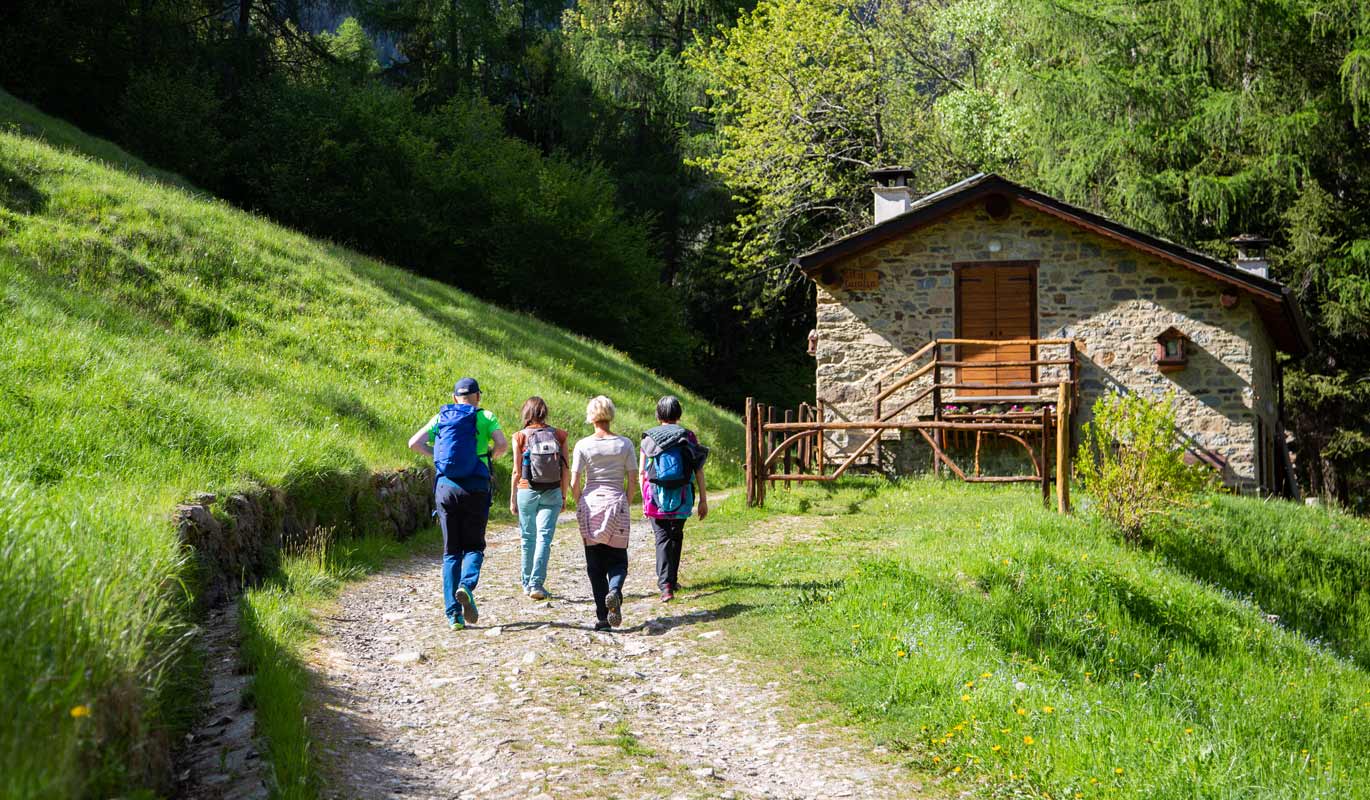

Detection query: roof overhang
xmin=793 ymin=174 xmax=1312 ymax=356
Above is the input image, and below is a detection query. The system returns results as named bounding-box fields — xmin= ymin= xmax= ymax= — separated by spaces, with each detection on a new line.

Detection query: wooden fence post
xmin=1057 ymin=382 xmax=1071 ymax=514
xmin=757 ymin=404 xmax=768 ymax=506
xmin=766 ymin=405 xmax=776 ymax=491
xmin=783 ymin=409 xmax=793 ymax=488
xmin=744 ymin=397 xmax=755 ymax=507
xmin=816 ymin=400 xmax=826 ymax=476
xmin=1040 ymin=406 xmax=1051 ymax=508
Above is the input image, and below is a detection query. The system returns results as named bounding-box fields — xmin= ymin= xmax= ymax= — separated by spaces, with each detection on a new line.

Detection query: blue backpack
xmin=647 ymin=443 xmax=693 ymax=515
xmin=649 ymin=445 xmax=691 ymax=489
xmin=434 ymin=404 xmax=489 ymax=488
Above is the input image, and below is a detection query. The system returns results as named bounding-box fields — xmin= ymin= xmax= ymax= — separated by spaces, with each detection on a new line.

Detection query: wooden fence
xmin=744 ymin=339 xmax=1077 ymax=514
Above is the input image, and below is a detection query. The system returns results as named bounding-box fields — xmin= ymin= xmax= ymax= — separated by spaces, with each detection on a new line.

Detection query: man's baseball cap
xmin=454 ymin=377 xmax=481 ymax=396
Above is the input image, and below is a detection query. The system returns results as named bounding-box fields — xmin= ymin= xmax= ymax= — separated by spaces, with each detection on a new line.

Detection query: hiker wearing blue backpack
xmin=508 ymin=396 xmax=569 ymax=600
xmin=408 ymin=377 xmax=508 ymax=630
xmin=639 ymin=396 xmax=709 ymax=603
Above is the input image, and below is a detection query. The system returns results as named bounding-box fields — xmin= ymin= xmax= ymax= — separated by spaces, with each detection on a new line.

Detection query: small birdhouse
xmin=1154 ymin=327 xmax=1189 ymax=372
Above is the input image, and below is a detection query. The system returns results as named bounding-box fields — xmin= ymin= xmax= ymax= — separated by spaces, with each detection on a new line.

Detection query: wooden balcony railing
xmin=743 ymin=339 xmax=1081 ymax=514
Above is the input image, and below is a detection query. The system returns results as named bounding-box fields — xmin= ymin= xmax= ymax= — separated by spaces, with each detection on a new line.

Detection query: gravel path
xmin=306 ymin=514 xmax=919 ymax=800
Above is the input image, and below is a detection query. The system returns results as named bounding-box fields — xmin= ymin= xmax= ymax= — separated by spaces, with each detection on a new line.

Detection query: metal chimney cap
xmin=868 ymin=166 xmax=915 ymax=187
xmin=1228 ymin=233 xmax=1271 ymax=257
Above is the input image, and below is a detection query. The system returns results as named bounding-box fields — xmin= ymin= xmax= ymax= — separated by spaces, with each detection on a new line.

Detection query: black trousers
xmin=436 ymin=481 xmax=490 ymax=557
xmin=583 ymin=544 xmax=628 ymax=622
xmin=651 ymin=517 xmax=686 ymax=590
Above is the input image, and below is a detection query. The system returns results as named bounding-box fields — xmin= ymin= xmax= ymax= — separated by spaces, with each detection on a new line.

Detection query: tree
xmin=974 ymin=0 xmax=1370 ymax=504
xmin=688 ymin=0 xmax=996 ymax=287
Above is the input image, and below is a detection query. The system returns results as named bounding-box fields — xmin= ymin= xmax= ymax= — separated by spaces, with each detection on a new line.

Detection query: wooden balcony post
xmin=874 ymin=381 xmax=883 ymax=472
xmin=1057 ymin=381 xmax=1072 ymax=514
xmin=932 ymin=344 xmax=943 ymax=476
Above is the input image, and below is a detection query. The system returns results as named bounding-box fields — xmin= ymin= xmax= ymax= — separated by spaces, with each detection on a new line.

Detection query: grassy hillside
xmin=0 ymin=88 xmax=741 ymax=797
xmin=689 ymin=483 xmax=1370 ymax=799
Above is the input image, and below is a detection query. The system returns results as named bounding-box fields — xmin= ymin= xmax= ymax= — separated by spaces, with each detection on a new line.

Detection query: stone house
xmin=795 ymin=171 xmax=1311 ymax=492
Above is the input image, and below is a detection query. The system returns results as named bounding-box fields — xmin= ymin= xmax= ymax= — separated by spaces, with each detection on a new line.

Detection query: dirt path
xmin=306 ymin=514 xmax=919 ymax=800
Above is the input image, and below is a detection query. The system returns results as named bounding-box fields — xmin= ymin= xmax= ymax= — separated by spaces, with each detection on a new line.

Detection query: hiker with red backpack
xmin=640 ymin=395 xmax=709 ymax=603
xmin=408 ymin=377 xmax=508 ymax=630
xmin=509 ymin=396 xmax=570 ymax=600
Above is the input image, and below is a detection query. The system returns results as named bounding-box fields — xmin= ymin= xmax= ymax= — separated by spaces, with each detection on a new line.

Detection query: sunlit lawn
xmin=689 ymin=480 xmax=1370 ymax=799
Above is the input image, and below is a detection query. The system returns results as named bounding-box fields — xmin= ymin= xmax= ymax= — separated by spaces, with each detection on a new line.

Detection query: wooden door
xmin=955 ymin=263 xmax=1037 ymax=396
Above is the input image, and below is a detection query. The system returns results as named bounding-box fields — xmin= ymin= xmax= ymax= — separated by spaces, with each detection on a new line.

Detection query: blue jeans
xmin=517 ymin=487 xmax=562 ymax=591
xmin=442 ymin=551 xmax=484 ymax=622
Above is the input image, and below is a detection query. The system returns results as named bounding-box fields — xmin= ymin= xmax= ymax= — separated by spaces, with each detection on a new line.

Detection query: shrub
xmin=1076 ymin=391 xmax=1212 ymax=541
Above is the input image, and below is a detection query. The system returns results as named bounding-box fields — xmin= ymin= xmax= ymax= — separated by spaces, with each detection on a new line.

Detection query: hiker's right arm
xmin=407 ymin=416 xmax=436 ymax=458
xmin=509 ymin=433 xmax=521 ymax=515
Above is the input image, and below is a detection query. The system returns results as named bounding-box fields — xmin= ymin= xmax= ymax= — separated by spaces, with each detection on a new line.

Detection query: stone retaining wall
xmin=174 ymin=466 xmax=435 ymax=605
xmin=815 ymin=203 xmax=1277 ymax=488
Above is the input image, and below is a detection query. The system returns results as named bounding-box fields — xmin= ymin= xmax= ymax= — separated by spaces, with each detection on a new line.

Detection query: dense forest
xmin=2 ymin=0 xmax=1367 ymax=504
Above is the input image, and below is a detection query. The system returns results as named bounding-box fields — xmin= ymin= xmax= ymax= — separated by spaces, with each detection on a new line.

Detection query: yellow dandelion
xmin=962 ymin=694 xmax=971 ymax=702
xmin=1184 ymin=728 xmax=1194 ymax=735
xmin=896 ymin=651 xmax=907 ymax=658
xmin=981 ymin=672 xmax=992 ymax=678
xmin=933 ymin=756 xmax=941 ymax=764
xmin=1016 ymin=708 xmax=1028 ymax=716
xmin=1023 ymin=735 xmax=1035 ymax=745
xmin=965 ymin=680 xmax=975 ymax=688
xmin=1114 ymin=767 xmax=1124 ymax=775
xmin=1000 ymin=728 xmax=1012 ymax=734
xmin=1042 ymin=706 xmax=1054 ymax=713
xmin=992 ymin=745 xmax=1001 ymax=752
xmin=1133 ymin=672 xmax=1142 ymax=679
xmin=69 ymin=705 xmax=90 ymax=719
xmin=1090 ymin=778 xmax=1099 ymax=785
xmin=952 ymin=766 xmax=962 ymax=774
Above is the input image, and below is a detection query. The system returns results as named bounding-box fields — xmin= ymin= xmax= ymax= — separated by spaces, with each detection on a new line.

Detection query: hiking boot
xmin=606 ymin=590 xmax=622 ymax=627
xmin=529 ymin=586 xmax=548 ymax=601
xmin=594 ymin=620 xmax=612 ymax=632
xmin=456 ymin=586 xmax=479 ymax=625
xmin=660 ymin=587 xmax=675 ymax=603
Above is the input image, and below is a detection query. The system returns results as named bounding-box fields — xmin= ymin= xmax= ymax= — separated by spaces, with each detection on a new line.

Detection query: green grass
xmin=0 ymin=87 xmax=741 ymax=796
xmin=688 ymin=481 xmax=1370 ymax=799
xmin=588 ymin=721 xmax=656 ymax=758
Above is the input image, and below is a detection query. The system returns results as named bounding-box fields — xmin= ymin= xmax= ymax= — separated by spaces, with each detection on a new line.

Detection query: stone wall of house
xmin=814 ymin=202 xmax=1277 ymax=487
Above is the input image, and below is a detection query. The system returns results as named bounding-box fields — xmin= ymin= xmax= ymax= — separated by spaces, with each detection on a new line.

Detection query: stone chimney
xmin=870 ymin=166 xmax=916 ymax=224
xmin=1229 ymin=233 xmax=1271 ymax=279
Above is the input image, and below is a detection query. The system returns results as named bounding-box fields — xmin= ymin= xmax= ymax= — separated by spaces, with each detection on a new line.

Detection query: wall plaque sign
xmin=844 ymin=269 xmax=880 ymax=291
